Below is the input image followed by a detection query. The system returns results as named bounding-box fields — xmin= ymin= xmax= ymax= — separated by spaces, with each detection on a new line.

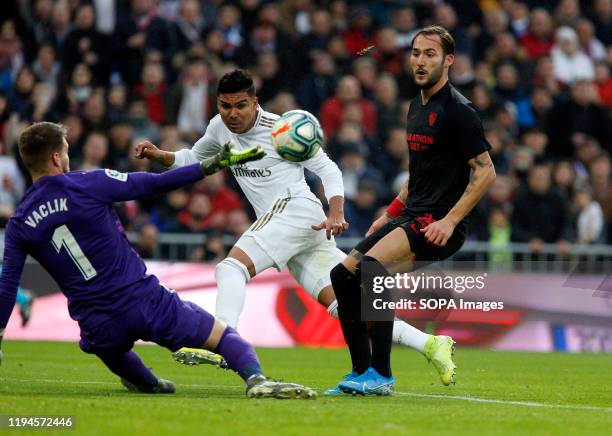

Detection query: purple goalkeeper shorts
xmin=79 ymin=282 xmax=215 ymax=355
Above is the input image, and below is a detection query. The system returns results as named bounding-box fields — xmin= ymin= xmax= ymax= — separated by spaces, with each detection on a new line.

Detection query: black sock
xmin=330 ymin=263 xmax=370 ymax=374
xmin=361 ymin=256 xmax=394 ymax=378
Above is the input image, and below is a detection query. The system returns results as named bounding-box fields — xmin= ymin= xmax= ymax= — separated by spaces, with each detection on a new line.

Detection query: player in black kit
xmin=327 ymin=26 xmax=496 ymax=396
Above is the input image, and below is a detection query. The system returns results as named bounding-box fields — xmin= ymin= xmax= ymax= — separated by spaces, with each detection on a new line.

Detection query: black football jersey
xmin=404 ymin=82 xmax=491 ymax=222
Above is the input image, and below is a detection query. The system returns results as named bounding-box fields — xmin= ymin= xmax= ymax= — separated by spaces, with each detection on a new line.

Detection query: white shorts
xmin=234 ymin=195 xmax=346 ymax=299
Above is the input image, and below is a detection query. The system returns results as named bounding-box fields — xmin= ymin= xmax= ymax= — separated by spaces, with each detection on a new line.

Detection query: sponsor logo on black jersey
xmin=406 ymin=132 xmax=434 ymax=151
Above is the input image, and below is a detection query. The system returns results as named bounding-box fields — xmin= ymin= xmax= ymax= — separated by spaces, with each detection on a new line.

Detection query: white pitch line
xmin=2 ymin=377 xmax=611 ymax=412
xmin=394 ymin=391 xmax=612 ymax=412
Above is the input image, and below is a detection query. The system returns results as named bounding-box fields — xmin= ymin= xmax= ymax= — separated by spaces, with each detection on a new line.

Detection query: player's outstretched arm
xmin=90 ymin=143 xmax=266 ymax=203
xmin=0 ymin=224 xmax=28 ymax=366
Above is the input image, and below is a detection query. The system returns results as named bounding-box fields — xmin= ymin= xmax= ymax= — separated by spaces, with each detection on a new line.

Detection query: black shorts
xmin=354 ymin=212 xmax=467 ymax=262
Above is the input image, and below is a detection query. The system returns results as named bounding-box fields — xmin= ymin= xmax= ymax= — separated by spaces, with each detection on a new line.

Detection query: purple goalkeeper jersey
xmin=0 ymin=164 xmax=203 ymax=327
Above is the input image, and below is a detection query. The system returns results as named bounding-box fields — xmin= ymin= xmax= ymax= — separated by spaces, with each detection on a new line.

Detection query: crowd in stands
xmin=0 ymin=0 xmax=610 ymax=261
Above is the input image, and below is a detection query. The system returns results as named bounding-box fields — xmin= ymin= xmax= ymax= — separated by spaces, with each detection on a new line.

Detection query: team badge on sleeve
xmin=104 ymin=169 xmax=128 ymax=182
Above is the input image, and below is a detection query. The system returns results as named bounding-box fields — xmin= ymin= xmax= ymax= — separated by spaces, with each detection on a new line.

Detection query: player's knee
xmin=215 ymin=257 xmax=250 ymax=283
xmin=330 ymin=263 xmax=357 ymax=302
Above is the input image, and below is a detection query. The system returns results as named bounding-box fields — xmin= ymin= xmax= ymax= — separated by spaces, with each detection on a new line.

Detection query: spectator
xmin=215 ymin=5 xmax=243 ymax=60
xmin=553 ymin=160 xmax=577 ymax=201
xmin=320 ymin=75 xmax=376 ymax=137
xmin=474 ymin=8 xmax=509 ymax=62
xmin=114 ymin=0 xmax=174 ymax=85
xmin=342 ymin=6 xmax=375 ymax=56
xmin=178 ymin=192 xmax=214 ymax=233
xmin=547 ymin=80 xmax=610 ymax=158
xmin=49 ymin=0 xmax=72 ymax=56
xmin=75 ymin=131 xmax=109 ymax=170
xmin=589 ymin=0 xmax=612 ymax=46
xmin=62 ymin=3 xmax=111 ymax=83
xmin=297 ymin=51 xmax=337 ymax=117
xmin=392 ymin=7 xmax=418 ymax=50
xmin=8 ymin=66 xmax=36 ymax=120
xmin=520 ymin=8 xmax=554 ymax=60
xmin=0 ymin=20 xmax=26 ymax=89
xmin=194 ymin=172 xmax=245 ymax=230
xmin=449 ymin=53 xmax=476 ymax=96
xmin=337 ymin=141 xmax=385 ymax=201
xmin=0 ymin=141 xmax=26 ymax=224
xmin=573 ymin=185 xmax=604 ymax=244
xmin=575 ymin=18 xmax=607 ymax=62
xmin=226 ymin=209 xmax=251 ymax=238
xmin=106 ymin=83 xmax=128 ymax=123
xmin=352 ymin=57 xmax=377 ymax=101
xmin=166 ymin=56 xmax=213 ymax=140
xmin=255 ymin=52 xmax=287 ymax=106
xmin=511 ymin=165 xmax=569 ymax=254
xmin=108 ymin=121 xmax=134 ymax=171
xmin=31 ymin=43 xmax=60 ymax=96
xmin=435 ymin=2 xmax=474 ymax=56
xmin=343 ymin=179 xmax=380 ymax=237
xmin=589 ymin=153 xmax=612 ymax=243
xmin=133 ymin=61 xmax=166 ymax=125
xmin=172 ymin=0 xmax=207 ymax=54
xmin=488 ymin=207 xmax=512 ymax=262
xmin=127 ymin=98 xmax=160 ymax=144
xmin=373 ymin=127 xmax=408 ymax=184
xmin=264 ymin=91 xmax=297 ymax=115
xmin=551 ymin=26 xmax=595 ymax=86
xmin=56 ymin=63 xmax=93 ymax=115
xmin=517 ymin=86 xmax=553 ymax=131
xmin=373 ymin=74 xmax=402 ymax=145
xmin=301 ymin=9 xmax=333 ymax=55
xmin=150 ymin=189 xmax=189 ymax=232
xmin=594 ymin=62 xmax=612 ymax=106
xmin=554 ymin=0 xmax=582 ymax=27
xmin=81 ymin=91 xmax=109 ymax=134
xmin=373 ymin=27 xmax=403 ymax=75
xmin=136 ymin=223 xmax=160 ymax=259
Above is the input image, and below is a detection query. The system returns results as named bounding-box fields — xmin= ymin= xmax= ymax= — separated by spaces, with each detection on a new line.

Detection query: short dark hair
xmin=217 ymin=69 xmax=255 ymax=96
xmin=412 ymin=25 xmax=456 ymax=56
xmin=18 ymin=122 xmax=66 ymax=173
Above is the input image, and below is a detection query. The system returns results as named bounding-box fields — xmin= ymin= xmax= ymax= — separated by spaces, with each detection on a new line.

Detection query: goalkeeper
xmin=0 ymin=122 xmax=316 ymax=399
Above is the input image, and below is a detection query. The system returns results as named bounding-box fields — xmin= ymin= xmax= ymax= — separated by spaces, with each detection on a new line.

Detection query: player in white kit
xmin=136 ymin=70 xmax=455 ymax=386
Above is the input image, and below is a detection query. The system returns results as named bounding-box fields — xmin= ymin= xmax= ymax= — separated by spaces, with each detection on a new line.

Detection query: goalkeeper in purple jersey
xmin=0 ymin=122 xmax=316 ymax=399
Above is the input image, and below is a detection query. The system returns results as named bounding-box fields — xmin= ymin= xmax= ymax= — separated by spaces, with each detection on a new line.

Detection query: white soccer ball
xmin=270 ymin=110 xmax=324 ymax=162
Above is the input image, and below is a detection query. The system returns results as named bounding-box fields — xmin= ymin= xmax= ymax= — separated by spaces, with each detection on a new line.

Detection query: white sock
xmin=392 ymin=318 xmax=431 ymax=353
xmin=214 ymin=258 xmax=251 ymax=328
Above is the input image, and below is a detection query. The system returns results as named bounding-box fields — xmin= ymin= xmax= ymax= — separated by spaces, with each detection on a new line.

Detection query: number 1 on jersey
xmin=52 ymin=224 xmax=98 ymax=280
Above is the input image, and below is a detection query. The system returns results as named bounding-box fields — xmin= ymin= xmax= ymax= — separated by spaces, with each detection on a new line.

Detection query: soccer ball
xmin=270 ymin=110 xmax=324 ymax=162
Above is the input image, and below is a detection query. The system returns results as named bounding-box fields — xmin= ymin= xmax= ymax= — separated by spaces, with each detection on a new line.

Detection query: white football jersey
xmin=172 ymin=108 xmax=344 ymax=218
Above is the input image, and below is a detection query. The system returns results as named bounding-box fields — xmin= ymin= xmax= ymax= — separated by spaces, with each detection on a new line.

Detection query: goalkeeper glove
xmin=200 ymin=142 xmax=266 ymax=176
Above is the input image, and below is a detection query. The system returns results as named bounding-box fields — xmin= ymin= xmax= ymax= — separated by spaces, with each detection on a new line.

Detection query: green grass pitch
xmin=1 ymin=341 xmax=611 ymax=435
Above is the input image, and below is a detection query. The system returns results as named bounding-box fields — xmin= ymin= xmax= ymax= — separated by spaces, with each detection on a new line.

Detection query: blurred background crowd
xmin=0 ymin=0 xmax=610 ymax=261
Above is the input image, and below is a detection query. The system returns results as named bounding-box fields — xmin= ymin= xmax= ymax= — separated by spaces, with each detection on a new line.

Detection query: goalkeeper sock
xmin=330 ymin=263 xmax=370 ymax=374
xmin=392 ymin=318 xmax=431 ymax=352
xmin=97 ymin=351 xmax=158 ymax=388
xmin=215 ymin=326 xmax=262 ymax=381
xmin=214 ymin=258 xmax=250 ymax=328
